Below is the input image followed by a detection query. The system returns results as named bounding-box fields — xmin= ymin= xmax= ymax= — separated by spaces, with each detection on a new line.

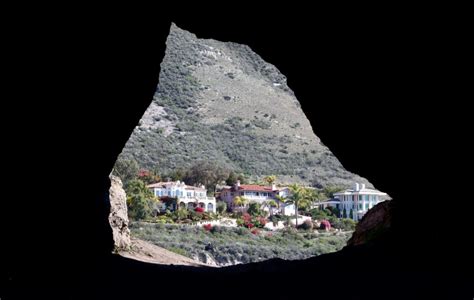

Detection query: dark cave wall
xmin=4 ymin=13 xmax=472 ymax=299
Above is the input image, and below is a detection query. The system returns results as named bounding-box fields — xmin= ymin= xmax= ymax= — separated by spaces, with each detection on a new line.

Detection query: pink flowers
xmin=238 ymin=212 xmax=268 ymax=229
xmin=320 ymin=220 xmax=331 ymax=230
xmin=251 ymin=229 xmax=260 ymax=235
xmin=195 ymin=207 xmax=204 ymax=213
xmin=137 ymin=169 xmax=150 ymax=177
xmin=203 ymin=224 xmax=212 ymax=231
xmin=257 ymin=216 xmax=267 ymax=226
xmin=242 ymin=213 xmax=252 ymax=223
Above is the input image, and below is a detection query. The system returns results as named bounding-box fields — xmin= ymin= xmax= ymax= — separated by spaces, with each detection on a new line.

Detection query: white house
xmin=219 ymin=181 xmax=295 ymax=215
xmin=147 ymin=180 xmax=216 ymax=213
xmin=332 ymin=183 xmax=389 ymax=221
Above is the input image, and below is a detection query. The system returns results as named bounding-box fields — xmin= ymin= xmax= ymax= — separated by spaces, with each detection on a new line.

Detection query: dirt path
xmin=119 ymin=238 xmax=214 ymax=267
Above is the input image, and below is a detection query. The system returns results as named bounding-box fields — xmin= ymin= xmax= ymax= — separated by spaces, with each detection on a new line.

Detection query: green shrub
xmin=129 ymin=217 xmax=351 ymax=266
xmin=216 ymin=201 xmax=227 ymax=214
xmin=298 ymin=220 xmax=314 ymax=231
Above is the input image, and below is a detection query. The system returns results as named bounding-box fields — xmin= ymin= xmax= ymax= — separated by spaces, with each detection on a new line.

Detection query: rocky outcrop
xmin=108 ymin=175 xmax=131 ymax=250
xmin=116 ymin=23 xmax=371 ymax=188
xmin=346 ymin=200 xmax=393 ymax=246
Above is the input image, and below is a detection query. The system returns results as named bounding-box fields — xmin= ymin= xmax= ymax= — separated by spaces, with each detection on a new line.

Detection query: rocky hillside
xmin=117 ymin=23 xmax=371 ymax=188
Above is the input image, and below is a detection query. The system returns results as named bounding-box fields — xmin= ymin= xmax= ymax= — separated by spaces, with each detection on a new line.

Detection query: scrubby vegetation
xmin=308 ymin=207 xmax=357 ymax=231
xmin=130 ymin=222 xmax=351 ymax=266
xmin=115 ymin=23 xmax=372 ymax=189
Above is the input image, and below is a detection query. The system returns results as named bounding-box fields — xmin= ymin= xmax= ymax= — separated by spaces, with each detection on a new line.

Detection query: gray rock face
xmin=108 ymin=175 xmax=131 ymax=250
xmin=118 ymin=23 xmax=371 ymax=188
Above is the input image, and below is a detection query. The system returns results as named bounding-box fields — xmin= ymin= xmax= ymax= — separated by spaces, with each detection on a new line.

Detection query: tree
xmin=304 ymin=188 xmax=324 ymax=210
xmin=137 ymin=169 xmax=161 ymax=185
xmin=262 ymin=199 xmax=278 ymax=216
xmin=225 ymin=172 xmax=238 ymax=186
xmin=285 ymin=184 xmax=312 ymax=227
xmin=263 ymin=175 xmax=277 ymax=186
xmin=165 ymin=168 xmax=185 ymax=182
xmin=233 ymin=196 xmax=248 ymax=209
xmin=113 ymin=158 xmax=139 ymax=187
xmin=183 ymin=161 xmax=230 ymax=191
xmin=237 ymin=173 xmax=248 ymax=184
xmin=275 ymin=195 xmax=286 ymax=210
xmin=125 ymin=179 xmax=160 ymax=220
xmin=247 ymin=202 xmax=264 ymax=217
xmin=216 ymin=201 xmax=227 ymax=214
xmin=322 ymin=185 xmax=344 ymax=199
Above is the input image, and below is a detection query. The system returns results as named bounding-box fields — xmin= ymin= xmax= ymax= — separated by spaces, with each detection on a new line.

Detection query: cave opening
xmin=107 ymin=22 xmax=392 ymax=268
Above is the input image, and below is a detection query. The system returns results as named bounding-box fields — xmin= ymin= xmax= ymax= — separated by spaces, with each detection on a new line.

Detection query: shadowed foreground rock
xmin=347 ymin=200 xmax=393 ymax=246
xmin=108 ymin=175 xmax=131 ymax=250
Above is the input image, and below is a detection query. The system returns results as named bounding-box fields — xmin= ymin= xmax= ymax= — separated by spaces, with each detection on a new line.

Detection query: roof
xmin=333 ymin=187 xmax=387 ymax=196
xmin=147 ymin=181 xmax=206 ymax=191
xmin=237 ymin=184 xmax=275 ymax=192
xmin=185 ymin=186 xmax=206 ymax=191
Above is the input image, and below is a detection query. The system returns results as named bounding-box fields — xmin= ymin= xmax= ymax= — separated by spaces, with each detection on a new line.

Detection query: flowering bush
xmin=195 ymin=207 xmax=205 ymax=213
xmin=137 ymin=169 xmax=161 ymax=184
xmin=238 ymin=213 xmax=267 ymax=229
xmin=320 ymin=220 xmax=331 ymax=230
xmin=203 ymin=224 xmax=212 ymax=231
xmin=137 ymin=169 xmax=151 ymax=177
xmin=251 ymin=229 xmax=260 ymax=235
xmin=257 ymin=216 xmax=267 ymax=226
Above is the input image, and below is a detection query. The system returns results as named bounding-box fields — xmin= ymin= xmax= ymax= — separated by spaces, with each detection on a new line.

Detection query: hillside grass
xmin=130 ymin=222 xmax=351 ymax=266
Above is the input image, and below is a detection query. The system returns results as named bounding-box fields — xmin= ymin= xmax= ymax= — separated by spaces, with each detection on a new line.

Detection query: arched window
xmin=207 ymin=203 xmax=214 ymax=212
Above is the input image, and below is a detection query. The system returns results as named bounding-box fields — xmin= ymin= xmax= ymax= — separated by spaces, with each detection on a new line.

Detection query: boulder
xmin=108 ymin=175 xmax=131 ymax=250
xmin=347 ymin=200 xmax=393 ymax=246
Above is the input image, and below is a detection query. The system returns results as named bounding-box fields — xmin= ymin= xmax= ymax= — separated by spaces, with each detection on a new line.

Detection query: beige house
xmin=147 ymin=180 xmax=216 ymax=213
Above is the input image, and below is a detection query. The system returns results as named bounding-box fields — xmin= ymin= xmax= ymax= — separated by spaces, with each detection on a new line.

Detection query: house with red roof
xmin=219 ymin=181 xmax=295 ymax=215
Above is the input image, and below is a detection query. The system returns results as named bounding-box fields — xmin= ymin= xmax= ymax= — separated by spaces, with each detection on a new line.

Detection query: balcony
xmin=243 ymin=195 xmax=271 ymax=202
xmin=177 ymin=195 xmax=216 ymax=202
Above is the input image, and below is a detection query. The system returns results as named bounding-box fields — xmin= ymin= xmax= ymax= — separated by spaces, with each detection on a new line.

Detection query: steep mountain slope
xmin=117 ymin=23 xmax=371 ymax=188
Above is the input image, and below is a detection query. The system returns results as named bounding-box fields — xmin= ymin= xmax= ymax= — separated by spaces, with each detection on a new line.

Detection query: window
xmin=365 ymin=195 xmax=369 ymax=201
xmin=358 ymin=195 xmax=362 ymax=201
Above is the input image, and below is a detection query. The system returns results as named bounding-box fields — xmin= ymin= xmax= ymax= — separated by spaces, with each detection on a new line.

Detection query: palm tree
xmin=274 ymin=194 xmax=286 ymax=212
xmin=262 ymin=199 xmax=278 ymax=216
xmin=286 ymin=184 xmax=312 ymax=227
xmin=233 ymin=196 xmax=248 ymax=211
xmin=305 ymin=188 xmax=323 ymax=210
xmin=263 ymin=175 xmax=277 ymax=186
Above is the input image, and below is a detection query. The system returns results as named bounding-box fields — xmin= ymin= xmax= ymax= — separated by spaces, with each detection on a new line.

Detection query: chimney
xmin=236 ymin=180 xmax=241 ymax=189
xmin=354 ymin=183 xmax=360 ymax=191
xmin=272 ymin=183 xmax=276 ymax=191
xmin=361 ymin=183 xmax=366 ymax=190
